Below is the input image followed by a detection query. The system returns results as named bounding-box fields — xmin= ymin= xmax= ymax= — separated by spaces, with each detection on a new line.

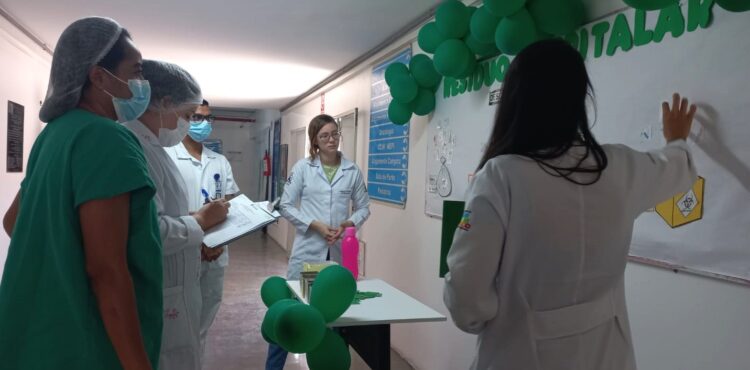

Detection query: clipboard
xmin=202 ymin=195 xmax=281 ymax=248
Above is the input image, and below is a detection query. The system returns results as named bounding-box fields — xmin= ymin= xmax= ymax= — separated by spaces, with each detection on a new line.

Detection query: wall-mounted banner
xmin=368 ymin=48 xmax=411 ymax=207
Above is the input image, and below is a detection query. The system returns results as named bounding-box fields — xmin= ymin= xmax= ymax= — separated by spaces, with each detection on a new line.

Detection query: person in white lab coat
xmin=166 ymin=99 xmax=240 ymax=364
xmin=443 ymin=39 xmax=698 ymax=370
xmin=266 ymin=113 xmax=371 ymax=369
xmin=123 ymin=60 xmax=230 ymax=370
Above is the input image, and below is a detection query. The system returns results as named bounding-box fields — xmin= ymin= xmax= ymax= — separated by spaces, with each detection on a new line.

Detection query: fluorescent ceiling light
xmin=175 ymin=56 xmax=332 ymax=102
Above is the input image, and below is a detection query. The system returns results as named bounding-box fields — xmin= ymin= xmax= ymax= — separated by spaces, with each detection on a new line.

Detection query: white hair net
xmin=39 ymin=17 xmax=124 ymax=123
xmin=142 ymin=60 xmax=202 ymax=111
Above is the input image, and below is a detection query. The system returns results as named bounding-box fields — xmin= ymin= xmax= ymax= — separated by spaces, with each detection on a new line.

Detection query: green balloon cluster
xmin=260 ymin=276 xmax=292 ymax=308
xmin=410 ymin=0 xmax=590 ymax=116
xmin=435 ymin=0 xmax=471 ymax=39
xmin=306 ymin=329 xmax=351 ymax=370
xmin=259 ymin=269 xmax=357 ymax=369
xmin=417 ymin=22 xmax=447 ymax=54
xmin=470 ymin=6 xmax=501 ymax=44
xmin=274 ymin=304 xmax=326 ymax=353
xmin=434 ymin=39 xmax=475 ymax=78
xmin=716 ymin=0 xmax=750 ymax=12
xmin=486 ymin=0 xmax=584 ymax=55
xmin=495 ymin=8 xmax=539 ymax=56
xmin=385 ymin=56 xmax=441 ymax=123
xmin=485 ymin=0 xmax=526 ymax=17
xmin=388 ymin=100 xmax=412 ymax=125
xmin=261 ymin=299 xmax=297 ymax=344
xmin=623 ymin=0 xmax=678 ymax=11
xmin=528 ymin=0 xmax=584 ymax=36
xmin=309 ymin=265 xmax=357 ymax=322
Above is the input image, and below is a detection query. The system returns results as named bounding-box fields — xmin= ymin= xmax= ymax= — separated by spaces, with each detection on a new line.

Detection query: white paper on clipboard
xmin=202 ymin=195 xmax=280 ymax=248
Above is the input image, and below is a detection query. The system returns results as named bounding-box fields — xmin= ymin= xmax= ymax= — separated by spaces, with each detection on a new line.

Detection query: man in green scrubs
xmin=0 ymin=17 xmax=162 ymax=370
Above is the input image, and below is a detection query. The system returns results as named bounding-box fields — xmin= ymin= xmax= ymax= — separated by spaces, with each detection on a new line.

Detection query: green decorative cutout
xmin=688 ymin=0 xmax=715 ymax=31
xmin=592 ymin=21 xmax=611 ymax=58
xmin=653 ymin=3 xmax=686 ymax=43
xmin=634 ymin=10 xmax=655 ymax=46
xmin=607 ymin=13 xmax=634 ymax=56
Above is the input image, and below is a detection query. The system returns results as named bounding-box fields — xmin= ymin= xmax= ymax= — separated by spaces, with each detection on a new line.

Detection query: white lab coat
xmin=444 ymin=141 xmax=697 ymax=370
xmin=166 ymin=142 xmax=240 ymax=362
xmin=280 ymin=154 xmax=370 ymax=280
xmin=123 ymin=121 xmax=203 ymax=370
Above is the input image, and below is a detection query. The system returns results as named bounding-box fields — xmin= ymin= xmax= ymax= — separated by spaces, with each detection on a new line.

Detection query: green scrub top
xmin=322 ymin=164 xmax=340 ymax=183
xmin=0 ymin=109 xmax=163 ymax=369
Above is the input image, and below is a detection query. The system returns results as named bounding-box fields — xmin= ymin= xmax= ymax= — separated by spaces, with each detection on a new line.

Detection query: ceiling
xmin=0 ymin=0 xmax=438 ymax=109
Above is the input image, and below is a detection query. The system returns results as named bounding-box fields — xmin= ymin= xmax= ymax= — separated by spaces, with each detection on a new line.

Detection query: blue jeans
xmin=266 ymin=343 xmax=287 ymax=370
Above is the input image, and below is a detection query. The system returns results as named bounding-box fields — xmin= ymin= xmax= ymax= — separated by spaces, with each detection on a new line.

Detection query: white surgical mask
xmin=158 ymin=111 xmax=190 ymax=147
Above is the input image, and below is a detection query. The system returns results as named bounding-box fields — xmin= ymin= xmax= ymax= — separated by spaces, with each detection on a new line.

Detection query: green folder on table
xmin=440 ymin=200 xmax=465 ymax=278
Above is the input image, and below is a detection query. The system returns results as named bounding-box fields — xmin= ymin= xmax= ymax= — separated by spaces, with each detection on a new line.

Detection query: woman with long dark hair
xmin=444 ymin=39 xmax=698 ymax=370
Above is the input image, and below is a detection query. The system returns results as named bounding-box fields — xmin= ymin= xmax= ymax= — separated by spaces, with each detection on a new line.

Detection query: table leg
xmin=339 ymin=324 xmax=391 ymax=370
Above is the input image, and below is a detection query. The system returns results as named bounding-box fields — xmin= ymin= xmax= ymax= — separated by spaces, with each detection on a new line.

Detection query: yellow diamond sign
xmin=655 ymin=177 xmax=705 ymax=228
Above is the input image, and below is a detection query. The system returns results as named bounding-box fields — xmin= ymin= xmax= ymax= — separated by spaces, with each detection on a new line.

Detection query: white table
xmin=287 ymin=279 xmax=446 ymax=369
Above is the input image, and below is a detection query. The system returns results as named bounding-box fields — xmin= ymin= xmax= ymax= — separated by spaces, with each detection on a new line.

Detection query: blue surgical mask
xmin=188 ymin=120 xmax=213 ymax=142
xmin=102 ymin=69 xmax=151 ymax=122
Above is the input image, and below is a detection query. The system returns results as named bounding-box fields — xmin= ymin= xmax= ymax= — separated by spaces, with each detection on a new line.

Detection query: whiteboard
xmin=424 ymin=4 xmax=750 ymax=283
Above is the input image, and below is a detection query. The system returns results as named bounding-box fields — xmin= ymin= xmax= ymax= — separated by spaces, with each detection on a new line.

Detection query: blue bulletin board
xmin=368 ymin=48 xmax=411 ymax=207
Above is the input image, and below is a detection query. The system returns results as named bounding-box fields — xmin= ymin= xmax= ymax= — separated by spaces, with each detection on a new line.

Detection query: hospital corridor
xmin=1 ymin=1 xmax=750 ymax=370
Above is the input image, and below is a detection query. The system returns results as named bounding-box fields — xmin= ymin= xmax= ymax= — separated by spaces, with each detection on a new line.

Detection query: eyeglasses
xmin=318 ymin=132 xmax=341 ymax=141
xmin=191 ymin=113 xmax=215 ymax=123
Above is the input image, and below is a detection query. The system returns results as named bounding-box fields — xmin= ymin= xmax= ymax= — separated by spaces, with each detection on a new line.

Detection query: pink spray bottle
xmin=341 ymin=227 xmax=359 ymax=279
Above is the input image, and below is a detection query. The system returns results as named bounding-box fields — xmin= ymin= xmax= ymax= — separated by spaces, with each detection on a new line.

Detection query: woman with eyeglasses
xmin=266 ymin=114 xmax=370 ymax=369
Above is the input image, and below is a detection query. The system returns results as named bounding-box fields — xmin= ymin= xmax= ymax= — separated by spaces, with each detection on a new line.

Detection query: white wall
xmin=209 ymin=108 xmax=280 ymax=201
xmin=277 ymin=2 xmax=750 ymax=370
xmin=0 ymin=17 xmax=51 ymax=278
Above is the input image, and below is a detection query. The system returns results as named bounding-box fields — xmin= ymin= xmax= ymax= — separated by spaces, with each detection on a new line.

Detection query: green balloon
xmin=484 ymin=0 xmax=526 ymax=17
xmin=465 ymin=34 xmax=500 ymax=58
xmin=307 ymin=329 xmax=351 ymax=370
xmin=457 ymin=55 xmax=477 ymax=79
xmin=528 ymin=0 xmax=584 ymax=36
xmin=389 ymin=74 xmax=419 ymax=103
xmin=495 ymin=8 xmax=539 ymax=55
xmin=309 ymin=265 xmax=357 ymax=323
xmin=384 ymin=62 xmax=409 ymax=87
xmin=409 ymin=54 xmax=442 ymax=89
xmin=434 ymin=39 xmax=473 ymax=78
xmin=417 ymin=22 xmax=448 ymax=54
xmin=274 ymin=303 xmax=327 ymax=353
xmin=388 ymin=99 xmax=413 ymax=126
xmin=623 ymin=0 xmax=678 ymax=10
xmin=716 ymin=0 xmax=750 ymax=11
xmin=261 ymin=276 xmax=292 ymax=308
xmin=261 ymin=299 xmax=299 ymax=344
xmin=410 ymin=88 xmax=436 ymax=116
xmin=470 ymin=6 xmax=502 ymax=44
xmin=435 ymin=0 xmax=471 ymax=39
